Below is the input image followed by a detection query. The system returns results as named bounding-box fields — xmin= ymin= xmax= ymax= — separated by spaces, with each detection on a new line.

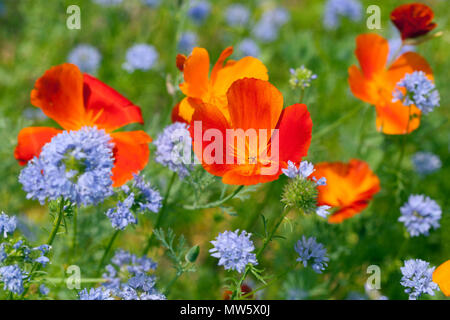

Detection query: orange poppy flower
xmin=172 ymin=46 xmax=269 ymax=123
xmin=310 ymin=159 xmax=380 ymax=224
xmin=348 ymin=33 xmax=433 ymax=134
xmin=14 ymin=63 xmax=151 ymax=187
xmin=391 ymin=3 xmax=436 ymax=40
xmin=189 ymin=78 xmax=312 ymax=186
xmin=433 ymin=260 xmax=450 ymax=296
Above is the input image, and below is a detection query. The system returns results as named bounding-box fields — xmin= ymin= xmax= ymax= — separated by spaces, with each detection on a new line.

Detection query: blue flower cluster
xmin=92 ymin=0 xmax=122 ymax=6
xmin=0 ymin=265 xmax=25 ymax=295
xmin=19 ymin=127 xmax=114 ymax=206
xmin=237 ymin=38 xmax=260 ymax=57
xmin=79 ymin=287 xmax=114 ymax=300
xmin=142 ymin=0 xmax=160 ymax=8
xmin=132 ymin=174 xmax=163 ymax=213
xmin=154 ymin=122 xmax=193 ymax=179
xmin=178 ymin=32 xmax=198 ymax=54
xmin=323 ymin=0 xmax=362 ymax=30
xmin=225 ymin=4 xmax=250 ymax=27
xmin=411 ymin=152 xmax=441 ymax=176
xmin=187 ymin=0 xmax=211 ymax=25
xmin=67 ymin=44 xmax=102 ymax=74
xmin=295 ymin=236 xmax=329 ymax=273
xmin=399 ymin=194 xmax=441 ymax=237
xmin=123 ymin=44 xmax=159 ymax=72
xmin=0 ymin=212 xmax=17 ymax=238
xmin=393 ymin=71 xmax=440 ymax=114
xmin=210 ymin=230 xmax=257 ymax=273
xmin=252 ymin=7 xmax=290 ymax=43
xmin=105 ymin=193 xmax=137 ymax=230
xmin=400 ymin=259 xmax=439 ymax=300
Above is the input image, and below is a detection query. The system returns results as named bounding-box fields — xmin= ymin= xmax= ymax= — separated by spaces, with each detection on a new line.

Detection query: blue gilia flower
xmin=154 ymin=122 xmax=193 ymax=179
xmin=252 ymin=7 xmax=290 ymax=43
xmin=178 ymin=32 xmax=198 ymax=54
xmin=39 ymin=284 xmax=50 ymax=296
xmin=187 ymin=0 xmax=211 ymax=24
xmin=283 ymin=160 xmax=325 ymax=185
xmin=132 ymin=174 xmax=163 ymax=213
xmin=67 ymin=44 xmax=102 ymax=74
xmin=399 ymin=194 xmax=441 ymax=237
xmin=0 ymin=265 xmax=25 ymax=295
xmin=92 ymin=0 xmax=123 ymax=6
xmin=19 ymin=127 xmax=114 ymax=206
xmin=0 ymin=212 xmax=17 ymax=238
xmin=393 ymin=71 xmax=440 ymax=114
xmin=295 ymin=236 xmax=329 ymax=273
xmin=105 ymin=193 xmax=137 ymax=230
xmin=0 ymin=244 xmax=6 ymax=263
xmin=411 ymin=152 xmax=442 ymax=175
xmin=123 ymin=44 xmax=158 ymax=72
xmin=400 ymin=259 xmax=439 ymax=300
xmin=323 ymin=0 xmax=362 ymax=30
xmin=316 ymin=205 xmax=332 ymax=219
xmin=79 ymin=287 xmax=114 ymax=300
xmin=388 ymin=37 xmax=415 ymax=63
xmin=289 ymin=66 xmax=317 ymax=89
xmin=237 ymin=38 xmax=260 ymax=57
xmin=225 ymin=4 xmax=250 ymax=27
xmin=210 ymin=230 xmax=257 ymax=273
xmin=142 ymin=0 xmax=160 ymax=8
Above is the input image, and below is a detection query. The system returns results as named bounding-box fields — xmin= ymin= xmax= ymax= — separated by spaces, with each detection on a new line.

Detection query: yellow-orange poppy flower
xmin=433 ymin=260 xmax=450 ymax=296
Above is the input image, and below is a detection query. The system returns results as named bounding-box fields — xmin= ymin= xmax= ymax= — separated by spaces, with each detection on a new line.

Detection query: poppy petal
xmin=210 ymin=46 xmax=234 ymax=84
xmin=14 ymin=127 xmax=62 ymax=165
xmin=354 ymin=34 xmax=389 ymax=78
xmin=433 ymin=260 xmax=450 ymax=296
xmin=386 ymin=52 xmax=433 ymax=87
xmin=109 ymin=131 xmax=152 ymax=187
xmin=390 ymin=3 xmax=436 ymax=40
xmin=172 ymin=97 xmax=196 ymax=124
xmin=176 ymin=54 xmax=187 ymax=72
xmin=179 ymin=47 xmax=210 ymax=99
xmin=83 ymin=74 xmax=144 ymax=132
xmin=375 ymin=100 xmax=421 ymax=135
xmin=222 ymin=164 xmax=280 ymax=185
xmin=348 ymin=65 xmax=379 ymax=105
xmin=30 ymin=63 xmax=87 ymax=130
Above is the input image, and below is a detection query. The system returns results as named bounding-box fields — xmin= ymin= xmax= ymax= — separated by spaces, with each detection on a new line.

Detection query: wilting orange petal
xmin=14 ymin=127 xmax=61 ymax=165
xmin=30 ymin=63 xmax=87 ymax=130
xmin=387 ymin=52 xmax=433 ymax=87
xmin=354 ymin=34 xmax=389 ymax=79
xmin=83 ymin=74 xmax=144 ymax=132
xmin=375 ymin=100 xmax=421 ymax=135
xmin=110 ymin=131 xmax=152 ymax=187
xmin=390 ymin=3 xmax=437 ymax=40
xmin=179 ymin=47 xmax=210 ymax=99
xmin=311 ymin=159 xmax=380 ymax=224
xmin=433 ymin=260 xmax=450 ymax=296
xmin=275 ymin=103 xmax=312 ymax=164
xmin=176 ymin=54 xmax=187 ymax=72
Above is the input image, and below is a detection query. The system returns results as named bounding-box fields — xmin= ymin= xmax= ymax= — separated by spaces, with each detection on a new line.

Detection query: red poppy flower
xmin=433 ymin=260 xmax=450 ymax=296
xmin=189 ymin=78 xmax=312 ymax=186
xmin=310 ymin=159 xmax=380 ymax=224
xmin=348 ymin=33 xmax=433 ymax=134
xmin=14 ymin=63 xmax=152 ymax=187
xmin=391 ymin=3 xmax=436 ymax=40
xmin=223 ymin=283 xmax=253 ymax=300
xmin=172 ymin=46 xmax=269 ymax=124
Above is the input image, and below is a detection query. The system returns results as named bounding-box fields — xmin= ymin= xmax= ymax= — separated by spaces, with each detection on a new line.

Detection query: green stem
xmin=245 ymin=183 xmax=276 ymax=231
xmin=239 ymin=269 xmax=291 ymax=300
xmin=142 ymin=172 xmax=177 ymax=255
xmin=71 ymin=206 xmax=78 ymax=256
xmin=183 ymin=185 xmax=244 ymax=210
xmin=313 ymin=105 xmax=361 ymax=140
xmin=396 ymin=105 xmax=412 ymax=169
xmin=98 ymin=229 xmax=120 ymax=273
xmin=164 ymin=272 xmax=181 ymax=296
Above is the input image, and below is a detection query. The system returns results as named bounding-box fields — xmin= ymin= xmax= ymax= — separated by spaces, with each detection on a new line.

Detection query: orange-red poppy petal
xmin=210 ymin=46 xmax=234 ymax=84
xmin=176 ymin=54 xmax=187 ymax=72
xmin=328 ymin=201 xmax=370 ymax=224
xmin=390 ymin=3 xmax=437 ymax=40
xmin=354 ymin=34 xmax=389 ymax=79
xmin=109 ymin=131 xmax=152 ymax=187
xmin=30 ymin=63 xmax=87 ymax=130
xmin=179 ymin=47 xmax=210 ymax=99
xmin=375 ymin=100 xmax=421 ymax=135
xmin=83 ymin=74 xmax=144 ymax=132
xmin=433 ymin=260 xmax=450 ymax=296
xmin=222 ymin=164 xmax=280 ymax=185
xmin=386 ymin=52 xmax=433 ymax=87
xmin=348 ymin=65 xmax=379 ymax=105
xmin=171 ymin=101 xmax=189 ymax=124
xmin=14 ymin=127 xmax=62 ymax=165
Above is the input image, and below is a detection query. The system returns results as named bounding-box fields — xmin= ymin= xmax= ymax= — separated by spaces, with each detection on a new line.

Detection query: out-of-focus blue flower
xmin=323 ymin=0 xmax=362 ymax=30
xmin=400 ymin=259 xmax=439 ymax=300
xmin=188 ymin=0 xmax=211 ymax=25
xmin=411 ymin=152 xmax=441 ymax=175
xmin=67 ymin=44 xmax=102 ymax=74
xmin=19 ymin=127 xmax=114 ymax=206
xmin=316 ymin=205 xmax=332 ymax=219
xmin=132 ymin=174 xmax=162 ymax=213
xmin=210 ymin=230 xmax=257 ymax=273
xmin=154 ymin=122 xmax=193 ymax=179
xmin=105 ymin=193 xmax=137 ymax=230
xmin=142 ymin=0 xmax=160 ymax=8
xmin=0 ymin=265 xmax=24 ymax=295
xmin=387 ymin=37 xmax=415 ymax=63
xmin=399 ymin=194 xmax=441 ymax=237
xmin=0 ymin=244 xmax=6 ymax=263
xmin=252 ymin=7 xmax=290 ymax=43
xmin=225 ymin=4 xmax=250 ymax=27
xmin=39 ymin=284 xmax=50 ymax=295
xmin=92 ymin=0 xmax=122 ymax=6
xmin=178 ymin=32 xmax=198 ymax=54
xmin=123 ymin=44 xmax=158 ymax=72
xmin=35 ymin=255 xmax=50 ymax=267
xmin=289 ymin=66 xmax=317 ymax=89
xmin=23 ymin=108 xmax=46 ymax=121
xmin=393 ymin=71 xmax=440 ymax=114
xmin=237 ymin=38 xmax=260 ymax=57
xmin=295 ymin=236 xmax=329 ymax=273
xmin=283 ymin=161 xmax=325 ymax=184
xmin=79 ymin=287 xmax=114 ymax=300
xmin=0 ymin=212 xmax=17 ymax=238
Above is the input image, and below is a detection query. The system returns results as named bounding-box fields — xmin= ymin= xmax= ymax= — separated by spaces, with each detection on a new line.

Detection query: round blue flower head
xmin=19 ymin=126 xmax=114 ymax=206
xmin=323 ymin=0 xmax=362 ymax=30
xmin=178 ymin=32 xmax=198 ymax=54
xmin=393 ymin=71 xmax=440 ymax=114
xmin=225 ymin=4 xmax=250 ymax=27
xmin=210 ymin=229 xmax=257 ymax=273
xmin=0 ymin=265 xmax=24 ymax=295
xmin=237 ymin=38 xmax=260 ymax=57
xmin=400 ymin=259 xmax=439 ymax=300
xmin=188 ymin=0 xmax=211 ymax=24
xmin=0 ymin=212 xmax=17 ymax=238
xmin=132 ymin=174 xmax=163 ymax=213
xmin=79 ymin=287 xmax=114 ymax=300
xmin=67 ymin=44 xmax=102 ymax=74
xmin=295 ymin=236 xmax=329 ymax=273
xmin=399 ymin=194 xmax=441 ymax=237
xmin=123 ymin=44 xmax=158 ymax=72
xmin=252 ymin=7 xmax=289 ymax=43
xmin=154 ymin=122 xmax=193 ymax=179
xmin=411 ymin=152 xmax=441 ymax=176
xmin=105 ymin=193 xmax=137 ymax=230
